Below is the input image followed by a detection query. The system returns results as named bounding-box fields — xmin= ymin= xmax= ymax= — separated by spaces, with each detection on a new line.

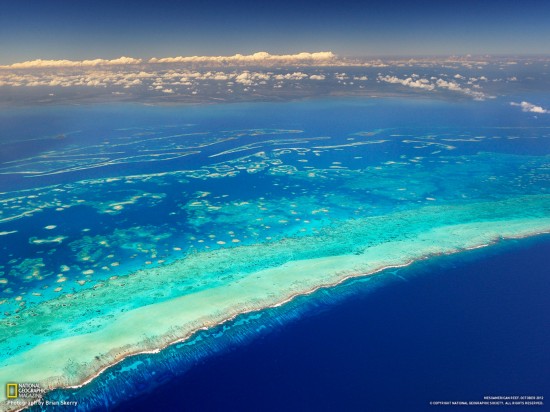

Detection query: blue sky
xmin=1 ymin=0 xmax=549 ymax=64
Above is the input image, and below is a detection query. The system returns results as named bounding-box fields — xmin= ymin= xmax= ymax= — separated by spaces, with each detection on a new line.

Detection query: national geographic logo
xmin=5 ymin=383 xmax=78 ymax=408
xmin=5 ymin=383 xmax=46 ymax=399
xmin=6 ymin=383 xmax=17 ymax=399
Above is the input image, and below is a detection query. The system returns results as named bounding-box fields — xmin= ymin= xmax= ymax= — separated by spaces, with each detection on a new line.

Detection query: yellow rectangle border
xmin=6 ymin=383 xmax=18 ymax=399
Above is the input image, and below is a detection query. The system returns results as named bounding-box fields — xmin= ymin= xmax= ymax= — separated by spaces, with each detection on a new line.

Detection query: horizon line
xmin=2 ymin=51 xmax=550 ymax=69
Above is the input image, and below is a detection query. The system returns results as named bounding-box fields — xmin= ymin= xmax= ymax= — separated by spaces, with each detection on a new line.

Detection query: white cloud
xmin=377 ymin=74 xmax=488 ymax=99
xmin=148 ymin=51 xmax=336 ymax=65
xmin=1 ymin=56 xmax=142 ymax=69
xmin=273 ymin=72 xmax=307 ymax=80
xmin=234 ymin=72 xmax=254 ymax=85
xmin=378 ymin=75 xmax=435 ymax=91
xmin=234 ymin=71 xmax=273 ymax=85
xmin=211 ymin=73 xmax=231 ymax=81
xmin=435 ymin=78 xmax=486 ymax=99
xmin=309 ymin=74 xmax=326 ymax=80
xmin=435 ymin=79 xmax=462 ymax=91
xmin=510 ymin=101 xmax=549 ymax=114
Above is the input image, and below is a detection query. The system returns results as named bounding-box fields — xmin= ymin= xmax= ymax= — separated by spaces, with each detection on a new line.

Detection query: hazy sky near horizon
xmin=1 ymin=0 xmax=549 ymax=64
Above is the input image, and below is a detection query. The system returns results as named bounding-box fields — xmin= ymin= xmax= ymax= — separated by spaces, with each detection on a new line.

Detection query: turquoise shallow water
xmin=0 ymin=96 xmax=549 ymax=409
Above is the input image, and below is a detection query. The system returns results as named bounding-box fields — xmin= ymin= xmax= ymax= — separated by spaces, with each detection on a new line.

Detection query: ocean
xmin=1 ymin=95 xmax=548 ymax=411
xmin=113 ymin=236 xmax=550 ymax=412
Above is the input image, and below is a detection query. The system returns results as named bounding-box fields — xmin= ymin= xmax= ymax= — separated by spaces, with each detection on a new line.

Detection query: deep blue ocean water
xmin=110 ymin=236 xmax=550 ymax=412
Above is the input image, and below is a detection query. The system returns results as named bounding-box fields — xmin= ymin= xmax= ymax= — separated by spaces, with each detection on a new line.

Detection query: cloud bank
xmin=3 ymin=56 xmax=528 ymax=105
xmin=1 ymin=56 xmax=142 ymax=69
xmin=148 ymin=51 xmax=336 ymax=65
xmin=1 ymin=52 xmax=336 ymax=70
